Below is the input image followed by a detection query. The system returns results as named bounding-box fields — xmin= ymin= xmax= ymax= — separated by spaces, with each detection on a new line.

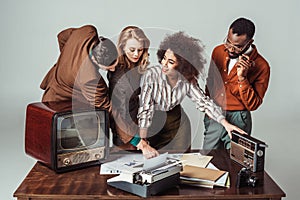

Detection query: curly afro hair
xmin=157 ymin=31 xmax=206 ymax=84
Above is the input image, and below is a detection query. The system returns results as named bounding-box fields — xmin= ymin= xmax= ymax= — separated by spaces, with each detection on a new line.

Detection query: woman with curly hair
xmin=135 ymin=32 xmax=246 ymax=158
xmin=108 ymin=26 xmax=150 ymax=150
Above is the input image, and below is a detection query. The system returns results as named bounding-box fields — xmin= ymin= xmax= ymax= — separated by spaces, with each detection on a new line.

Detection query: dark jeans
xmin=203 ymin=110 xmax=252 ymax=149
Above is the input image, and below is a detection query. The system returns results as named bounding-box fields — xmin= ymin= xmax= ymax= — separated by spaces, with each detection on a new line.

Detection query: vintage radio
xmin=230 ymin=131 xmax=267 ymax=172
xmin=25 ymin=101 xmax=109 ymax=173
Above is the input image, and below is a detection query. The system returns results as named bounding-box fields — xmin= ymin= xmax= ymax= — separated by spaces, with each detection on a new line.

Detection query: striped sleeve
xmin=188 ymin=83 xmax=225 ymax=123
xmin=137 ymin=68 xmax=155 ymax=128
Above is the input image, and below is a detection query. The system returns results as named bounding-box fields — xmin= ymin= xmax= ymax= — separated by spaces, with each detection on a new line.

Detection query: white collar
xmin=244 ymin=45 xmax=253 ymax=55
xmin=160 ymin=69 xmax=184 ymax=86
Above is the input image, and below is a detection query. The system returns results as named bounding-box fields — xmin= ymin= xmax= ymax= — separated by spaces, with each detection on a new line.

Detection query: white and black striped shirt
xmin=138 ymin=65 xmax=225 ymax=128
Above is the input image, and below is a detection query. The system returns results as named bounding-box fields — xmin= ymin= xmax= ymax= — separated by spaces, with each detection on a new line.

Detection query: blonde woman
xmin=108 ymin=26 xmax=150 ymax=149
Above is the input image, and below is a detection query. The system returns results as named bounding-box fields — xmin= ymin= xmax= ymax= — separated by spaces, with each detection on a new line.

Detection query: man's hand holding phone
xmin=237 ymin=54 xmax=253 ymax=82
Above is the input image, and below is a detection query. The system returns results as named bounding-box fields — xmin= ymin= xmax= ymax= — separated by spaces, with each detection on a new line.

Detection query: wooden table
xmin=14 ymin=149 xmax=285 ymax=199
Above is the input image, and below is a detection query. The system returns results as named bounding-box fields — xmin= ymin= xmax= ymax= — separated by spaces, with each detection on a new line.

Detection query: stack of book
xmin=179 ymin=153 xmax=230 ymax=188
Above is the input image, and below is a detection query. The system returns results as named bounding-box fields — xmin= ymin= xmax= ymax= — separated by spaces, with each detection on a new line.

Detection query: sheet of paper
xmin=100 ymin=153 xmax=144 ymax=174
xmin=181 ymin=153 xmax=213 ymax=168
xmin=100 ymin=152 xmax=169 ymax=174
xmin=214 ymin=171 xmax=230 ymax=187
xmin=143 ymin=152 xmax=168 ymax=171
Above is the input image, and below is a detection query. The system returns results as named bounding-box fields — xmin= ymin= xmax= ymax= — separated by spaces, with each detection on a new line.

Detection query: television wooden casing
xmin=25 ymin=101 xmax=109 ymax=173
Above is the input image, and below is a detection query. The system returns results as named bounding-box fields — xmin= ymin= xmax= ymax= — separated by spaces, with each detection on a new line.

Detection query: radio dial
xmin=257 ymin=150 xmax=264 ymax=157
xmin=63 ymin=158 xmax=71 ymax=166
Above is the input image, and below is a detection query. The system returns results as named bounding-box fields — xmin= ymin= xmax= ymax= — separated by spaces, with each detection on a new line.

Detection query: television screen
xmin=57 ymin=111 xmax=105 ymax=150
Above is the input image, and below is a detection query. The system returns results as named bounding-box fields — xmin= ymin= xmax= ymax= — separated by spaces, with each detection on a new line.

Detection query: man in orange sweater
xmin=204 ymin=17 xmax=270 ymax=149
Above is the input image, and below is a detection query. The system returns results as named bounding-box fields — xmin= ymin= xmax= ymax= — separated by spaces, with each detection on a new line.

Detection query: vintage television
xmin=25 ymin=101 xmax=109 ymax=173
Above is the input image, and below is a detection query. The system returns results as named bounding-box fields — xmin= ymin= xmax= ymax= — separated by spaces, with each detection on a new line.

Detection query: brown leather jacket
xmin=108 ymin=66 xmax=141 ymax=144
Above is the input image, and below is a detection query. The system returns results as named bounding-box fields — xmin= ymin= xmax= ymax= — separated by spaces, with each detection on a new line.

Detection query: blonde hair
xmin=117 ymin=26 xmax=150 ymax=73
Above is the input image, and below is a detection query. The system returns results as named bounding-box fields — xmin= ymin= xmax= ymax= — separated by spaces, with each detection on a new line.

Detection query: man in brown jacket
xmin=204 ymin=17 xmax=270 ymax=149
xmin=40 ymin=25 xmax=118 ymax=110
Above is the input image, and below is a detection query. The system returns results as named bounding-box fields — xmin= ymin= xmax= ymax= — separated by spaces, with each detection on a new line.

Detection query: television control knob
xmin=95 ymin=154 xmax=101 ymax=159
xmin=63 ymin=158 xmax=71 ymax=166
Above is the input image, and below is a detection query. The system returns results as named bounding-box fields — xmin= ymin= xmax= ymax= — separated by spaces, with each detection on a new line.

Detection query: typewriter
xmin=107 ymin=153 xmax=182 ymax=197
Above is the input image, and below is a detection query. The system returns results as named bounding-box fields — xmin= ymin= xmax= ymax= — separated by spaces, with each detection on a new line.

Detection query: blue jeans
xmin=203 ymin=110 xmax=252 ymax=149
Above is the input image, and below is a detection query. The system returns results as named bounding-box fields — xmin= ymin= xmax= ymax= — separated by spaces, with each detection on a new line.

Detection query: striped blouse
xmin=137 ymin=65 xmax=225 ymax=128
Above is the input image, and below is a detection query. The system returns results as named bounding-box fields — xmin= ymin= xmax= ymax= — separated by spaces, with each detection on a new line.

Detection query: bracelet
xmin=130 ymin=134 xmax=141 ymax=147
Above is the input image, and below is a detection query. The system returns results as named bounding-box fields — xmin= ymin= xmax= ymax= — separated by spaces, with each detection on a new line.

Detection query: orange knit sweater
xmin=206 ymin=44 xmax=270 ymax=111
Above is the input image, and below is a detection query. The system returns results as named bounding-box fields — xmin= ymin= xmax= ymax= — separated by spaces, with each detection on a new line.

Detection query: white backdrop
xmin=1 ymin=0 xmax=299 ymax=199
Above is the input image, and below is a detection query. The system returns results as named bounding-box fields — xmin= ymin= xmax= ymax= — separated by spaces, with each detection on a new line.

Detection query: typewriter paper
xmin=143 ymin=152 xmax=168 ymax=171
xmin=100 ymin=153 xmax=144 ymax=174
xmin=100 ymin=153 xmax=169 ymax=174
